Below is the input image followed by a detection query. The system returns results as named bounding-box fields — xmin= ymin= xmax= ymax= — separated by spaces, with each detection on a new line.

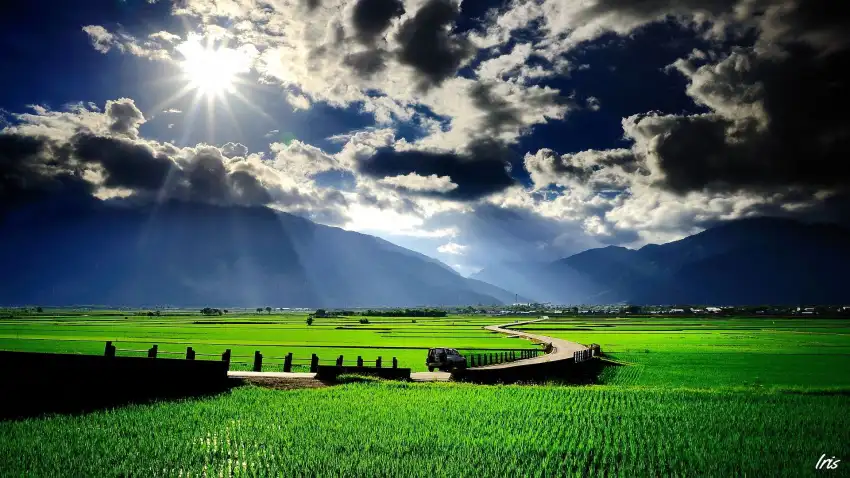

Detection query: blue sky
xmin=2 ymin=0 xmax=848 ymax=275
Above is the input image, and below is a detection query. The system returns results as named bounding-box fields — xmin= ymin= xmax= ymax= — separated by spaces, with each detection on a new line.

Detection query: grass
xmin=1 ymin=383 xmax=847 ymax=477
xmin=515 ymin=317 xmax=850 ymax=389
xmin=2 ymin=313 xmax=850 ymax=476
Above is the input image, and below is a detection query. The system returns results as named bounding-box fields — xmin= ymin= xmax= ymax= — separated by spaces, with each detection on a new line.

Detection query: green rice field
xmin=1 ymin=312 xmax=849 ymax=476
xmin=0 ymin=312 xmax=539 ymax=372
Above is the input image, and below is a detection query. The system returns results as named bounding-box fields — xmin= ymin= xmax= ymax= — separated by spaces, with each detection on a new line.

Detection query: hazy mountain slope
xmin=464 ymin=278 xmax=532 ymax=305
xmin=0 ymin=199 xmax=509 ymax=307
xmin=474 ymin=218 xmax=850 ymax=305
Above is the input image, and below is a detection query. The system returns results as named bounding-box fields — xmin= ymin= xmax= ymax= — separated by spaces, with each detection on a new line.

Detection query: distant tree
xmin=359 ymin=318 xmax=370 ymax=324
xmin=256 ymin=308 xmax=263 ymax=314
xmin=265 ymin=307 xmax=272 ymax=314
xmin=218 ymin=309 xmax=224 ymax=316
xmin=36 ymin=307 xmax=43 ymax=313
xmin=306 ymin=317 xmax=314 ymax=325
xmin=624 ymin=305 xmax=642 ymax=314
xmin=411 ymin=319 xmax=417 ymax=323
xmin=147 ymin=311 xmax=155 ymax=317
xmin=223 ymin=309 xmax=229 ymax=314
xmin=155 ymin=310 xmax=161 ymax=317
xmin=315 ymin=309 xmax=327 ymax=318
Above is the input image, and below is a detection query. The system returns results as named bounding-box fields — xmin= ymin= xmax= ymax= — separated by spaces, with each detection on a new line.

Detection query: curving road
xmin=471 ymin=318 xmax=587 ymax=370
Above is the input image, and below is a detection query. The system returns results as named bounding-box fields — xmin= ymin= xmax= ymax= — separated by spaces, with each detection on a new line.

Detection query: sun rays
xmin=150 ymin=34 xmax=273 ymax=144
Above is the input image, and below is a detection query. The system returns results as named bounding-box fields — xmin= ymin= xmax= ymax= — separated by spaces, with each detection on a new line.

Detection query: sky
xmin=1 ymin=0 xmax=849 ymax=276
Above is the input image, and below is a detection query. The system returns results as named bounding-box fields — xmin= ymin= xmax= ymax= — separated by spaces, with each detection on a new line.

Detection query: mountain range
xmin=473 ymin=217 xmax=850 ymax=305
xmin=2 ymin=198 xmax=848 ymax=307
xmin=0 ymin=198 xmax=519 ymax=307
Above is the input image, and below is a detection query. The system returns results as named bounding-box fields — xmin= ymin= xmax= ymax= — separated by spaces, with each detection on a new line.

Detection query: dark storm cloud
xmin=641 ymin=45 xmax=850 ymax=195
xmin=358 ymin=140 xmax=516 ymax=201
xmin=344 ymin=49 xmax=389 ymax=77
xmin=542 ymin=0 xmax=850 ymax=214
xmin=0 ymin=129 xmax=274 ymax=210
xmin=396 ymin=0 xmax=473 ymax=90
xmin=72 ymin=133 xmax=174 ymax=191
xmin=757 ymin=0 xmax=850 ymax=53
xmin=177 ymin=148 xmax=270 ymax=206
xmin=469 ymin=82 xmax=522 ymax=136
xmin=351 ymin=0 xmax=404 ymax=44
xmin=302 ymin=0 xmax=321 ymax=11
xmin=0 ymin=133 xmax=93 ymax=213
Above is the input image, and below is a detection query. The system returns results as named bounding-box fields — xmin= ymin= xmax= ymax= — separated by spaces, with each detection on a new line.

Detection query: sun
xmin=176 ymin=36 xmax=252 ymax=96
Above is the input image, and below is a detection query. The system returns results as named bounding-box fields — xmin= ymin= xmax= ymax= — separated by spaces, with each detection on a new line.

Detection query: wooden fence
xmin=467 ymin=348 xmax=542 ymax=367
xmin=109 ymin=342 xmax=403 ymax=374
xmin=573 ymin=344 xmax=601 ymax=363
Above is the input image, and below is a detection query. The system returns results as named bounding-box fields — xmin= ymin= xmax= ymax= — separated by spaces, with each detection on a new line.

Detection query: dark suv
xmin=426 ymin=348 xmax=467 ymax=372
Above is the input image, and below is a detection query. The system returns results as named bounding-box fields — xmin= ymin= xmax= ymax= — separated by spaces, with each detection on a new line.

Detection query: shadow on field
xmin=453 ymin=357 xmax=620 ymax=385
xmin=1 ymin=377 xmax=240 ymax=421
xmin=779 ymin=389 xmax=850 ymax=396
xmin=0 ymin=351 xmax=235 ymax=421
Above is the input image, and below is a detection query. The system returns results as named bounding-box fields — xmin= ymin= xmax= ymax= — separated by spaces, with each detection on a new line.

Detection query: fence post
xmin=284 ymin=353 xmax=293 ymax=373
xmin=336 ymin=355 xmax=343 ymax=367
xmin=310 ymin=354 xmax=318 ymax=373
xmin=253 ymin=351 xmax=263 ymax=372
xmin=357 ymin=356 xmax=364 ymax=367
xmin=186 ymin=347 xmax=195 ymax=360
xmin=469 ymin=355 xmax=475 ymax=367
xmin=148 ymin=344 xmax=158 ymax=358
xmin=104 ymin=341 xmax=115 ymax=357
xmin=490 ymin=353 xmax=494 ymax=364
xmin=392 ymin=357 xmax=398 ymax=369
xmin=376 ymin=356 xmax=382 ymax=368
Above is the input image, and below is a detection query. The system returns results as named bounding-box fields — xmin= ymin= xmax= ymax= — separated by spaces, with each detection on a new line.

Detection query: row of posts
xmin=334 ymin=355 xmax=398 ymax=369
xmin=107 ymin=342 xmax=351 ymax=373
xmin=573 ymin=348 xmax=594 ymax=363
xmin=467 ymin=349 xmax=540 ymax=367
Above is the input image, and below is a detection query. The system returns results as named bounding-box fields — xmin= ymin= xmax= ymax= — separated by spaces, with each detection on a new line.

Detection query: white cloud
xmin=437 ymin=242 xmax=468 ymax=255
xmin=83 ymin=25 xmax=175 ymax=61
xmin=285 ymin=92 xmax=311 ymax=110
xmin=271 ymin=139 xmax=341 ymax=179
xmin=379 ymin=173 xmax=458 ymax=193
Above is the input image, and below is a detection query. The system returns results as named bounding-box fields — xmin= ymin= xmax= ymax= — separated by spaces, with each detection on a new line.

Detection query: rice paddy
xmin=1 ymin=312 xmax=849 ymax=476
